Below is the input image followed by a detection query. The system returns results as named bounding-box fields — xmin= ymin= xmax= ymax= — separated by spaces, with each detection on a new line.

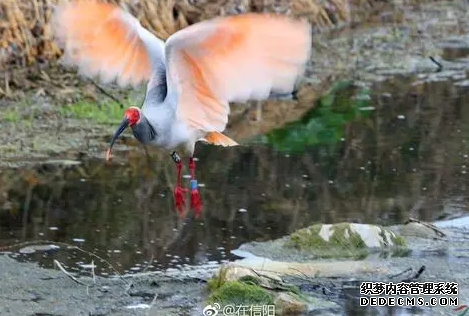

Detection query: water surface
xmin=1 ymin=73 xmax=469 ymax=315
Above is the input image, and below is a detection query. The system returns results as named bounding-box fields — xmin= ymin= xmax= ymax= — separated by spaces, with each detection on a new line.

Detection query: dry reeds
xmin=0 ymin=0 xmax=351 ymax=71
xmin=0 ymin=0 xmax=450 ymax=98
xmin=0 ymin=0 xmax=60 ymax=67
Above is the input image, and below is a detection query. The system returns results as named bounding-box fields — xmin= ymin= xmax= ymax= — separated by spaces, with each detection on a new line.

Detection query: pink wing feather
xmin=53 ymin=0 xmax=165 ymax=88
xmin=165 ymin=13 xmax=312 ymax=132
xmin=53 ymin=1 xmax=312 ymax=134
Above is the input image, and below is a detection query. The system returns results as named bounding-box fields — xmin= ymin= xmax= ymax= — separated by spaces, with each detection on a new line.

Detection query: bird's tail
xmin=201 ymin=132 xmax=238 ymax=147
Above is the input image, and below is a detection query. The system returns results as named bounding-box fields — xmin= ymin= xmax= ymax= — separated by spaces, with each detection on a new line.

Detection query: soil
xmin=0 ymin=253 xmax=214 ymax=316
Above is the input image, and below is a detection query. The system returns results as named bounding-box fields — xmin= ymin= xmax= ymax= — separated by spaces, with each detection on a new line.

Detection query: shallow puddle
xmin=2 ymin=73 xmax=469 ymax=315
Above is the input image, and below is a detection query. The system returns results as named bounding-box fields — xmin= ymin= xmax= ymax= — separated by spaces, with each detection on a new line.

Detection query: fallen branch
xmin=91 ymin=260 xmax=97 ymax=284
xmin=89 ymin=79 xmax=125 ymax=109
xmin=53 ymin=259 xmax=90 ymax=286
xmin=0 ymin=240 xmax=129 ymax=286
xmin=429 ymin=56 xmax=443 ymax=72
xmin=402 ymin=265 xmax=426 ymax=282
xmin=146 ymin=294 xmax=159 ymax=316
xmin=404 ymin=218 xmax=446 ymax=238
xmin=388 ymin=267 xmax=413 ymax=279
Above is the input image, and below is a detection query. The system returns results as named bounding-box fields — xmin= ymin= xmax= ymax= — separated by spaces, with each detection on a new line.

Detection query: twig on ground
xmin=404 ymin=218 xmax=446 ymax=238
xmin=402 ymin=265 xmax=426 ymax=282
xmin=60 ymin=242 xmax=130 ymax=285
xmin=288 ymin=267 xmax=315 ymax=282
xmin=125 ymin=281 xmax=134 ymax=294
xmin=388 ymin=267 xmax=413 ymax=279
xmin=0 ymin=240 xmax=129 ymax=286
xmin=53 ymin=259 xmax=90 ymax=286
xmin=89 ymin=79 xmax=125 ymax=108
xmin=146 ymin=294 xmax=159 ymax=316
xmin=429 ymin=56 xmax=443 ymax=72
xmin=91 ymin=260 xmax=97 ymax=284
xmin=288 ymin=267 xmax=340 ymax=298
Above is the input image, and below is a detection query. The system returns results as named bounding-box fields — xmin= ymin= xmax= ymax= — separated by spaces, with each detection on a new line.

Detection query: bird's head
xmin=106 ymin=106 xmax=141 ymax=162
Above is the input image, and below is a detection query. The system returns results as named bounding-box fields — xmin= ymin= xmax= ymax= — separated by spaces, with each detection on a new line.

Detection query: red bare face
xmin=124 ymin=107 xmax=140 ymax=126
xmin=106 ymin=107 xmax=139 ymax=163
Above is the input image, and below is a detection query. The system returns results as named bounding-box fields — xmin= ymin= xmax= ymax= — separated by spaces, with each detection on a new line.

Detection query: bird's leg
xmin=188 ymin=156 xmax=202 ymax=217
xmin=171 ymin=151 xmax=187 ymax=215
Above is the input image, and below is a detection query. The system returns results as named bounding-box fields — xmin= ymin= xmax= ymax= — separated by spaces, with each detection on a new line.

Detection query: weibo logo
xmin=202 ymin=303 xmax=221 ymax=316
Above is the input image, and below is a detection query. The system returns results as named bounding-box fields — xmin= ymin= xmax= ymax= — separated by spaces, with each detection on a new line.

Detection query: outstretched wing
xmin=53 ymin=0 xmax=165 ymax=88
xmin=164 ymin=13 xmax=312 ymax=132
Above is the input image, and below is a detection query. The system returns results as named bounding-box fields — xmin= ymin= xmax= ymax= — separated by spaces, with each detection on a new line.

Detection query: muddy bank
xmin=0 ymin=253 xmax=210 ymax=316
xmin=230 ymin=219 xmax=469 ymax=315
xmin=2 ymin=218 xmax=469 ymax=316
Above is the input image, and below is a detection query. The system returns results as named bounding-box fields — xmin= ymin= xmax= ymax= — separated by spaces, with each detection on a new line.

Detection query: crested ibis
xmin=52 ymin=0 xmax=312 ymax=217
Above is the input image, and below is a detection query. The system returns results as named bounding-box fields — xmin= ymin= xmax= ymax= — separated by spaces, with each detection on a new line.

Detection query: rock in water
xmin=207 ymin=263 xmax=341 ymax=315
xmin=274 ymin=292 xmax=307 ymax=315
xmin=285 ymin=222 xmax=407 ymax=259
xmin=397 ymin=219 xmax=446 ymax=238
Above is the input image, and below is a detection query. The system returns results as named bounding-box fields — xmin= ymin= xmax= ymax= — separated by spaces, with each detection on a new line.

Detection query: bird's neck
xmin=132 ymin=114 xmax=157 ymax=143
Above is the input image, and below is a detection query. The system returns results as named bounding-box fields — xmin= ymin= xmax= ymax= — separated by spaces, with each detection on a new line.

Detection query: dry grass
xmin=0 ymin=0 xmax=351 ymax=71
xmin=0 ymin=0 xmax=451 ymax=98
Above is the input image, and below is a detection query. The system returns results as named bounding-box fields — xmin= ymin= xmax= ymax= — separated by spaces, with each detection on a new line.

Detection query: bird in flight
xmin=53 ymin=0 xmax=312 ymax=218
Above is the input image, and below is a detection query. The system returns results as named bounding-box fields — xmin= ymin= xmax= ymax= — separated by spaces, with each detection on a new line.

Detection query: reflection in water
xmin=1 ymin=74 xmax=469 ymax=314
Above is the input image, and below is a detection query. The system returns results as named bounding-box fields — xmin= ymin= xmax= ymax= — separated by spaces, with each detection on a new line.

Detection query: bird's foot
xmin=173 ymin=184 xmax=188 ymax=216
xmin=189 ymin=179 xmax=202 ymax=218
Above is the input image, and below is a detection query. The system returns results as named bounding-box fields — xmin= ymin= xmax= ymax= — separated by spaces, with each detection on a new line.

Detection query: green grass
xmin=285 ymin=222 xmax=370 ymax=259
xmin=206 ymin=266 xmax=274 ymax=307
xmin=59 ymin=100 xmax=125 ymax=124
xmin=2 ymin=109 xmax=21 ymax=122
xmin=207 ymin=281 xmax=274 ymax=307
xmin=284 ymin=223 xmax=409 ymax=259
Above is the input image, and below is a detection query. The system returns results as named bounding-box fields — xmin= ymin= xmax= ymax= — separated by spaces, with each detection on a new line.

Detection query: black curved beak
xmin=106 ymin=117 xmax=129 ymax=162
